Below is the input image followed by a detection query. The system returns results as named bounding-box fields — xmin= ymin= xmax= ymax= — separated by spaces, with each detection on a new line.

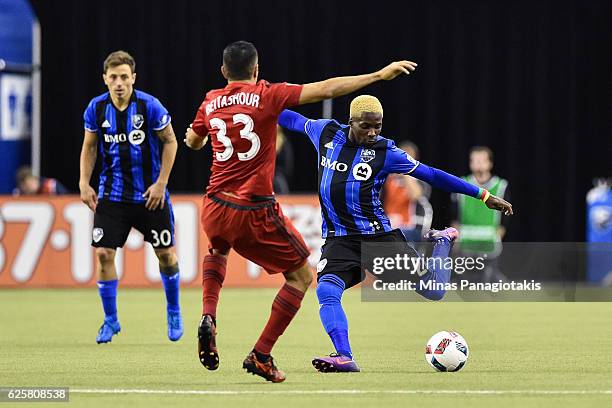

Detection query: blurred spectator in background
xmin=13 ymin=166 xmax=69 ymax=196
xmin=451 ymin=146 xmax=509 ymax=281
xmin=273 ymin=126 xmax=294 ymax=194
xmin=382 ymin=141 xmax=432 ymax=242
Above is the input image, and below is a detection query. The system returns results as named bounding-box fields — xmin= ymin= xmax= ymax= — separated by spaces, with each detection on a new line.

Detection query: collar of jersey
xmin=225 ymin=80 xmax=261 ymax=89
xmin=106 ymin=90 xmax=137 ymax=112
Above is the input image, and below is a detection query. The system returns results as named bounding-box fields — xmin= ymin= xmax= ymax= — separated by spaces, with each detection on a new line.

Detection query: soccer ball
xmin=425 ymin=331 xmax=469 ymax=372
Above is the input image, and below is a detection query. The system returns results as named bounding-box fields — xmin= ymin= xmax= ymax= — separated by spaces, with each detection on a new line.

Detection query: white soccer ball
xmin=425 ymin=331 xmax=469 ymax=372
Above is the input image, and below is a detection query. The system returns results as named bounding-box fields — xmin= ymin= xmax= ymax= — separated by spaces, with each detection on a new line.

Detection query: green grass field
xmin=2 ymin=288 xmax=612 ymax=407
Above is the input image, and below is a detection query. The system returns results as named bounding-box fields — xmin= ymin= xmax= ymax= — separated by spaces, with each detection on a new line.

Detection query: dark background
xmin=30 ymin=0 xmax=611 ymax=241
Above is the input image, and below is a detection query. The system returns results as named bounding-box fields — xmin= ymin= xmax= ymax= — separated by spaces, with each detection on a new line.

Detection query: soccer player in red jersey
xmin=185 ymin=41 xmax=417 ymax=382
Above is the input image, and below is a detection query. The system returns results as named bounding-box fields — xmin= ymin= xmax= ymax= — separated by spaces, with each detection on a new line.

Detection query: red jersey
xmin=192 ymin=80 xmax=303 ymax=200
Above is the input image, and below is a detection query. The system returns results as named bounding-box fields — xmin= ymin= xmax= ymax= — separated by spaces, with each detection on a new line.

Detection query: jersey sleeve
xmin=278 ymin=110 xmax=331 ymax=148
xmin=411 ymin=163 xmax=480 ymax=198
xmin=304 ymin=118 xmax=332 ymax=148
xmin=83 ymin=99 xmax=98 ymax=132
xmin=191 ymin=102 xmax=208 ymax=136
xmin=384 ymin=140 xmax=420 ymax=174
xmin=148 ymin=98 xmax=171 ymax=131
xmin=269 ymin=82 xmax=304 ymax=113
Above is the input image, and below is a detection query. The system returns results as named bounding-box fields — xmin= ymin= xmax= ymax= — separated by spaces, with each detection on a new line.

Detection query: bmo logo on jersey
xmin=104 ymin=133 xmax=127 ymax=143
xmin=320 ymin=156 xmax=348 ymax=172
xmin=352 ymin=163 xmax=373 ymax=181
xmin=103 ymin=130 xmax=146 ymax=146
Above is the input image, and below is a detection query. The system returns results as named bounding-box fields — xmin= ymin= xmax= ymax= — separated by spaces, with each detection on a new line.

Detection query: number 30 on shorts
xmin=151 ymin=229 xmax=172 ymax=247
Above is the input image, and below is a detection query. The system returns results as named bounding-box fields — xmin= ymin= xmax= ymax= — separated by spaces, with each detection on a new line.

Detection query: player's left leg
xmin=136 ymin=200 xmax=183 ymax=341
xmin=198 ymin=248 xmax=228 ymax=371
xmin=198 ymin=194 xmax=238 ymax=371
xmin=417 ymin=227 xmax=459 ymax=300
xmin=154 ymin=247 xmax=183 ymax=341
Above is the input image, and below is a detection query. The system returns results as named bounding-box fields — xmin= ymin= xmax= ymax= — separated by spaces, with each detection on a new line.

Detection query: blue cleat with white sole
xmin=96 ymin=318 xmax=121 ymax=344
xmin=167 ymin=309 xmax=183 ymax=341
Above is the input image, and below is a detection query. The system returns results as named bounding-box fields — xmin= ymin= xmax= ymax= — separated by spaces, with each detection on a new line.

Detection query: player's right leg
xmin=244 ymin=263 xmax=312 ymax=383
xmin=95 ymin=247 xmax=121 ymax=343
xmin=312 ymin=238 xmax=362 ymax=373
xmin=225 ymin=200 xmax=312 ymax=382
xmin=91 ymin=200 xmax=131 ymax=344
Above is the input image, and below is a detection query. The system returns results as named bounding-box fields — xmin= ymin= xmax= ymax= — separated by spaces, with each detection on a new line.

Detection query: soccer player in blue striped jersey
xmin=79 ymin=50 xmax=183 ymax=344
xmin=279 ymin=95 xmax=512 ymax=372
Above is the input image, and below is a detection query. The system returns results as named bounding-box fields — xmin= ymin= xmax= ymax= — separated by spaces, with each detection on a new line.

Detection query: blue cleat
xmin=424 ymin=227 xmax=459 ymax=243
xmin=312 ymin=353 xmax=361 ymax=373
xmin=167 ymin=309 xmax=183 ymax=341
xmin=96 ymin=318 xmax=121 ymax=344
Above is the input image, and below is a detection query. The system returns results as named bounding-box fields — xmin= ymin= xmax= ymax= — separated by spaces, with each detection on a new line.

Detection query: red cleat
xmin=242 ymin=352 xmax=286 ymax=383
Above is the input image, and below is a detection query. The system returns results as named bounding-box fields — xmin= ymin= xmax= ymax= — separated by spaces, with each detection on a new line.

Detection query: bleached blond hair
xmin=350 ymin=95 xmax=383 ymax=118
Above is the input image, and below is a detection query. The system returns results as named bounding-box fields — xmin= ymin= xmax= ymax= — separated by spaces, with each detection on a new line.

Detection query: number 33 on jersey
xmin=191 ymin=80 xmax=303 ymax=199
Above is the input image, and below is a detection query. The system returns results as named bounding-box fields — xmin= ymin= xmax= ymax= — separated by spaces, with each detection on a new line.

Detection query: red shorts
xmin=201 ymin=194 xmax=310 ymax=275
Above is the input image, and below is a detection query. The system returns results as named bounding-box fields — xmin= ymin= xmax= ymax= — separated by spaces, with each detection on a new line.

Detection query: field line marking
xmin=71 ymin=388 xmax=612 ymax=396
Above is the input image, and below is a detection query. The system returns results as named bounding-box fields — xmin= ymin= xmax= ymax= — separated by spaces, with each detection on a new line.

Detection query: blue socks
xmin=97 ymin=279 xmax=118 ymax=322
xmin=97 ymin=268 xmax=180 ymax=323
xmin=417 ymin=237 xmax=452 ymax=300
xmin=316 ymin=274 xmax=352 ymax=358
xmin=160 ymin=269 xmax=180 ymax=312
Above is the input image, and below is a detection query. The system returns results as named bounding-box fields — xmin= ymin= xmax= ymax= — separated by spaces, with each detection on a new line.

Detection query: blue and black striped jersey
xmin=304 ymin=119 xmax=420 ymax=238
xmin=83 ymin=90 xmax=171 ymax=203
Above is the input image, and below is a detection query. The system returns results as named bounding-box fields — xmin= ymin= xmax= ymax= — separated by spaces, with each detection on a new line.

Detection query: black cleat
xmin=198 ymin=315 xmax=219 ymax=370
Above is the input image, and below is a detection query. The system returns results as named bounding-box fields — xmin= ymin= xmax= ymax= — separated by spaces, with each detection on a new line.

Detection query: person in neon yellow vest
xmin=452 ymin=146 xmax=509 ymax=282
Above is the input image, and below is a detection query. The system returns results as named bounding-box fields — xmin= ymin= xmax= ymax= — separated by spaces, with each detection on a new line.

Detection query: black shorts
xmin=317 ymin=229 xmax=418 ymax=289
xmin=92 ymin=199 xmax=175 ymax=249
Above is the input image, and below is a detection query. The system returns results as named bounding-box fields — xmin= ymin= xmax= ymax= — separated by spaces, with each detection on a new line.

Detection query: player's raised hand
xmin=377 ymin=60 xmax=418 ymax=81
xmin=143 ymin=181 xmax=166 ymax=210
xmin=485 ymin=194 xmax=514 ymax=216
xmin=79 ymin=184 xmax=98 ymax=212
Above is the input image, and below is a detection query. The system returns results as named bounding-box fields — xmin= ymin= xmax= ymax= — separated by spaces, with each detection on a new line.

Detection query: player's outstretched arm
xmin=411 ymin=163 xmax=514 ymax=215
xmin=143 ymin=123 xmax=178 ymax=210
xmin=184 ymin=124 xmax=209 ymax=151
xmin=278 ymin=110 xmax=309 ymax=134
xmin=79 ymin=130 xmax=99 ymax=212
xmin=298 ymin=60 xmax=417 ymax=105
xmin=279 ymin=109 xmax=326 ymax=148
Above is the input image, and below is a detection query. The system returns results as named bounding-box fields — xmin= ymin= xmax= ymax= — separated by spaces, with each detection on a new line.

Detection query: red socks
xmin=203 ymin=256 xmax=305 ymax=356
xmin=255 ymin=284 xmax=305 ymax=355
xmin=202 ymin=254 xmax=227 ymax=317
